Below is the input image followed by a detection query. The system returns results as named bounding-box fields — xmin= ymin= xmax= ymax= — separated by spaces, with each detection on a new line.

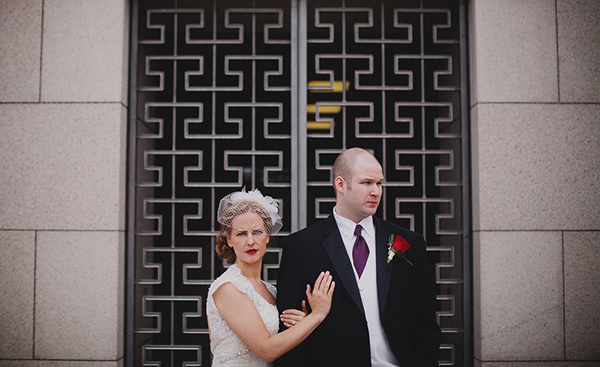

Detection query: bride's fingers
xmin=328 ymin=280 xmax=335 ymax=295
xmin=322 ymin=271 xmax=333 ymax=289
xmin=314 ymin=272 xmax=325 ymax=290
xmin=285 ymin=309 xmax=303 ymax=316
xmin=281 ymin=311 xmax=301 ymax=328
xmin=282 ymin=309 xmax=305 ymax=319
xmin=314 ymin=271 xmax=330 ymax=291
xmin=280 ymin=313 xmax=302 ymax=326
xmin=307 ymin=271 xmax=334 ymax=301
xmin=319 ymin=272 xmax=332 ymax=294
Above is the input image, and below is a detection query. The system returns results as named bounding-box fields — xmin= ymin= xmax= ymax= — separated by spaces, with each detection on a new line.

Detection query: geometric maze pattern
xmin=304 ymin=2 xmax=468 ymax=365
xmin=132 ymin=2 xmax=293 ymax=366
xmin=129 ymin=0 xmax=468 ymax=366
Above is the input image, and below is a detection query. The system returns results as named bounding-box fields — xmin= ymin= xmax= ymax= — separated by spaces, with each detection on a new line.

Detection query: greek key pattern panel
xmin=130 ymin=1 xmax=469 ymax=366
xmin=134 ymin=2 xmax=293 ymax=366
xmin=304 ymin=1 xmax=465 ymax=365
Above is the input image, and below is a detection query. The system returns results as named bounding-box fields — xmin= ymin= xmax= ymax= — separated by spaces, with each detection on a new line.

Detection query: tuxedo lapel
xmin=321 ymin=216 xmax=365 ymax=315
xmin=375 ymin=218 xmax=392 ymax=316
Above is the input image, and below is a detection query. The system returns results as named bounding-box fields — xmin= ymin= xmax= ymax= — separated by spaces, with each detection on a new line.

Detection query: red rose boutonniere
xmin=386 ymin=234 xmax=413 ymax=266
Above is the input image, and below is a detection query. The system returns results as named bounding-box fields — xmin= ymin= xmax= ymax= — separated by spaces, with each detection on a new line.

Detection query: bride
xmin=206 ymin=189 xmax=335 ymax=366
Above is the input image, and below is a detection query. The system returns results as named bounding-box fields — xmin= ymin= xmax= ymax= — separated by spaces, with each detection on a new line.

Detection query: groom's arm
xmin=413 ymin=235 xmax=442 ymax=366
xmin=383 ymin=229 xmax=441 ymax=367
xmin=275 ymin=237 xmax=309 ymax=367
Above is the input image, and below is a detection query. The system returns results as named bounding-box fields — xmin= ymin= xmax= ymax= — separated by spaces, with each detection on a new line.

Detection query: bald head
xmin=332 ymin=148 xmax=384 ymax=221
xmin=332 ymin=148 xmax=381 ymax=188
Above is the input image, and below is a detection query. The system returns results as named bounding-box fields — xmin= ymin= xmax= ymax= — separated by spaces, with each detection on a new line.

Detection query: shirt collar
xmin=333 ymin=206 xmax=375 ymax=240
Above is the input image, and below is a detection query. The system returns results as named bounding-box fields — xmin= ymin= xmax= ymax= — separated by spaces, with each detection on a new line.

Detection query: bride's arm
xmin=212 ymin=271 xmax=334 ymax=363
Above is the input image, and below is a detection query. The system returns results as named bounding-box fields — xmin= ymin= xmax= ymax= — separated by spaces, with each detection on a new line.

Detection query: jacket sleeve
xmin=413 ymin=235 xmax=442 ymax=366
xmin=383 ymin=229 xmax=442 ymax=367
xmin=274 ymin=237 xmax=309 ymax=367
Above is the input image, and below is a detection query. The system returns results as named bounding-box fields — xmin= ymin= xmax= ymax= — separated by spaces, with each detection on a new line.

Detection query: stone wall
xmin=0 ymin=0 xmax=129 ymax=366
xmin=470 ymin=0 xmax=600 ymax=365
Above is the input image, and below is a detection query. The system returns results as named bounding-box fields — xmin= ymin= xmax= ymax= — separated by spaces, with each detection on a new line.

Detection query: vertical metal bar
xmin=171 ymin=12 xmax=179 ymax=365
xmin=126 ymin=0 xmax=139 ymax=365
xmin=380 ymin=1 xmax=387 ymax=221
xmin=420 ymin=9 xmax=427 ymax=241
xmin=291 ymin=0 xmax=299 ymax=231
xmin=459 ymin=0 xmax=473 ymax=365
xmin=211 ymin=1 xmax=218 ymax=283
xmin=341 ymin=0 xmax=347 ymax=150
xmin=297 ymin=0 xmax=308 ymax=230
xmin=252 ymin=8 xmax=257 ymax=188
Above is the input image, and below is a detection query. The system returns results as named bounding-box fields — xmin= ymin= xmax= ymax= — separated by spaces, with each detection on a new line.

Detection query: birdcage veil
xmin=217 ymin=188 xmax=283 ymax=234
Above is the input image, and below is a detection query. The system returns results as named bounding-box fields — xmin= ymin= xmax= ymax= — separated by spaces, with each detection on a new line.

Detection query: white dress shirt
xmin=333 ymin=208 xmax=399 ymax=367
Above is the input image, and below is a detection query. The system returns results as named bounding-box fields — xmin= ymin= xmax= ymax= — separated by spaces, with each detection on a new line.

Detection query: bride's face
xmin=227 ymin=211 xmax=270 ymax=265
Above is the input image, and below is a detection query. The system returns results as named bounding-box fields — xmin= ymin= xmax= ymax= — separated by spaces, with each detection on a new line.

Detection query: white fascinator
xmin=217 ymin=188 xmax=283 ymax=234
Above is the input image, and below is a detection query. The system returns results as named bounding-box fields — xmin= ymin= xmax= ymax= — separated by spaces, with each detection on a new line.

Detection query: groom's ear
xmin=334 ymin=176 xmax=346 ymax=195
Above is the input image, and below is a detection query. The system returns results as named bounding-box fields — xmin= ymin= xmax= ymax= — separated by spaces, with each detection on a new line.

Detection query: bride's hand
xmin=306 ymin=271 xmax=335 ymax=321
xmin=280 ymin=300 xmax=307 ymax=328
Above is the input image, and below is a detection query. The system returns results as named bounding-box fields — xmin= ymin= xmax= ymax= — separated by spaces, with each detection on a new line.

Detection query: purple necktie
xmin=352 ymin=225 xmax=369 ymax=278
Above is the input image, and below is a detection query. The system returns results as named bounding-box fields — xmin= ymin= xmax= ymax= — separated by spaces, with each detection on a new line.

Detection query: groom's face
xmin=341 ymin=155 xmax=384 ymax=222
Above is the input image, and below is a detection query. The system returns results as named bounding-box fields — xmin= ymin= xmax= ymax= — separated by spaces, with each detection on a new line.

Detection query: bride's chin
xmin=240 ymin=254 xmax=263 ymax=263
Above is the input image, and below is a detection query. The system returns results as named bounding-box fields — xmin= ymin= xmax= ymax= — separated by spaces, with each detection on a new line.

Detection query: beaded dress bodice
xmin=207 ymin=264 xmax=279 ymax=366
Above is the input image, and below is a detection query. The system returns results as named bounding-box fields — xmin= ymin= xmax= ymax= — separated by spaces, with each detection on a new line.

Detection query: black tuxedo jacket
xmin=275 ymin=215 xmax=441 ymax=367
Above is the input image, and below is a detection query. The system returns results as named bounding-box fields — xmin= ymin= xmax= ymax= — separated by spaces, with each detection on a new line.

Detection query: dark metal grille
xmin=127 ymin=0 xmax=470 ymax=366
xmin=302 ymin=1 xmax=470 ymax=365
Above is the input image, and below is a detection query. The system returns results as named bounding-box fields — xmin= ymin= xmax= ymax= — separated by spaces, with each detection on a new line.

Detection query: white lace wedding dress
xmin=207 ymin=264 xmax=279 ymax=366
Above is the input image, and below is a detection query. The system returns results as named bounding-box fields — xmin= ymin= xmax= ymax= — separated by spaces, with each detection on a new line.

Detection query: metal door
xmin=127 ymin=0 xmax=470 ymax=366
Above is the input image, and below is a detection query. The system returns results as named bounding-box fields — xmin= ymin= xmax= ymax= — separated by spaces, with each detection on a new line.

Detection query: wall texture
xmin=470 ymin=0 xmax=600 ymax=365
xmin=0 ymin=0 xmax=129 ymax=366
xmin=0 ymin=0 xmax=598 ymax=366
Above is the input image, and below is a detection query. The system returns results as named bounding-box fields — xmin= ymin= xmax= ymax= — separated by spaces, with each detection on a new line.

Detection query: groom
xmin=276 ymin=148 xmax=441 ymax=367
